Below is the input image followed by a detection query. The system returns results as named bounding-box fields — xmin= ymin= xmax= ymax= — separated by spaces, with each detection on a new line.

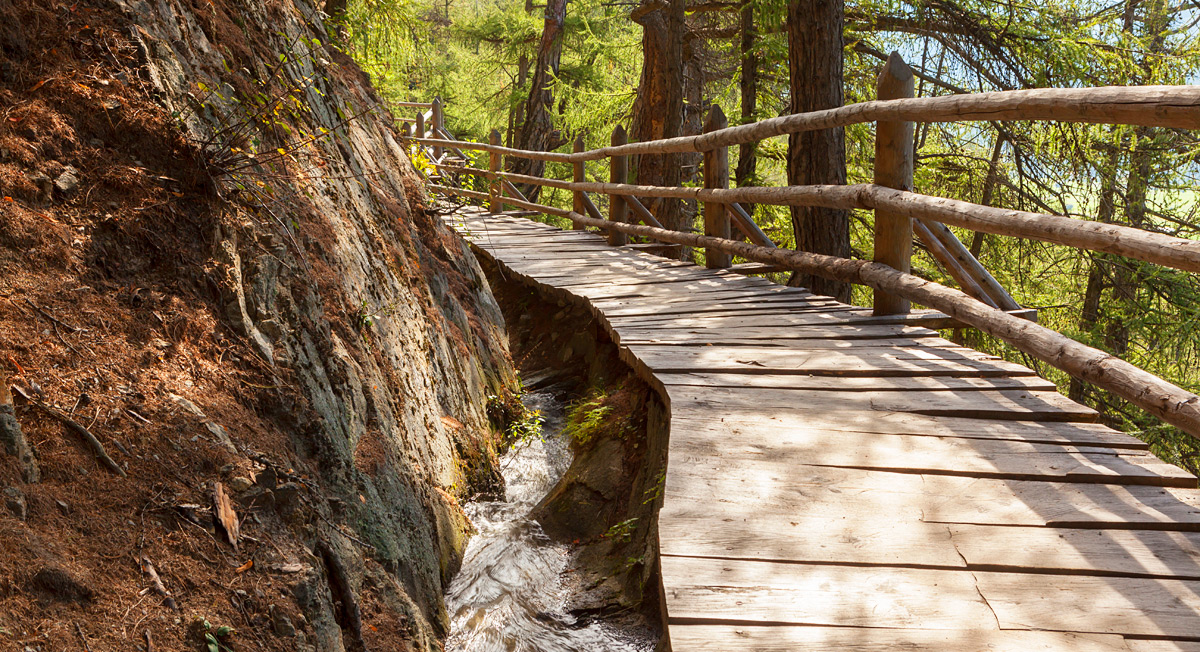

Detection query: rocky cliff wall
xmin=0 ymin=0 xmax=514 ymax=649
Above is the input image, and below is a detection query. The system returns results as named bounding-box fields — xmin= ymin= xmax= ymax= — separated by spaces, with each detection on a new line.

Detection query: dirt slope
xmin=0 ymin=0 xmax=516 ymax=650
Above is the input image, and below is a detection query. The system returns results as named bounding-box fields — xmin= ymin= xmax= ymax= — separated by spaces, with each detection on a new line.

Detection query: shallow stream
xmin=444 ymin=391 xmax=652 ymax=652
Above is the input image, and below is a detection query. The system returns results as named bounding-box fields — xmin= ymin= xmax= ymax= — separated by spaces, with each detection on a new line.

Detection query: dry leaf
xmin=212 ymin=482 xmax=240 ymax=551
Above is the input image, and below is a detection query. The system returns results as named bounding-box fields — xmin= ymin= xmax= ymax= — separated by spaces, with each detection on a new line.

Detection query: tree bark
xmin=735 ymin=0 xmax=759 ymax=216
xmin=512 ymin=0 xmax=569 ymax=198
xmin=786 ymin=0 xmax=850 ymax=301
xmin=630 ymin=0 xmax=687 ymax=236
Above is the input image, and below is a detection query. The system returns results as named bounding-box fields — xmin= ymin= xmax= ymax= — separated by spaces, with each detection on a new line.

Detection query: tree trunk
xmin=735 ymin=0 xmax=759 ymax=215
xmin=630 ymin=0 xmax=687 ymax=237
xmin=786 ymin=0 xmax=850 ymax=301
xmin=512 ymin=0 xmax=569 ymax=198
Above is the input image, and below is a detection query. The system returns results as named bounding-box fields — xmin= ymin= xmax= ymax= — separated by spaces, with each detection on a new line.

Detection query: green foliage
xmin=602 ymin=517 xmax=638 ymax=543
xmin=487 ymin=391 xmax=544 ymax=442
xmin=564 ymin=390 xmax=614 ymax=446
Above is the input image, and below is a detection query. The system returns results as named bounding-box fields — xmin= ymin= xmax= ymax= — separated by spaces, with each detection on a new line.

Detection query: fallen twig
xmin=16 ymin=390 xmax=125 ymax=477
xmin=143 ymin=629 xmax=154 ymax=652
xmin=139 ymin=555 xmax=178 ymax=611
xmin=74 ymin=622 xmax=91 ymax=652
xmin=24 ymin=298 xmax=86 ymax=333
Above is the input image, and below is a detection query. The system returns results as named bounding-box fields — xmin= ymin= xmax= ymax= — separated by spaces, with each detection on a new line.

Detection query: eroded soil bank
xmin=449 ymin=249 xmax=670 ymax=651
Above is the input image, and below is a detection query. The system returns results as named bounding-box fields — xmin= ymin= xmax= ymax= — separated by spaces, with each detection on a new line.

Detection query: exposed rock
xmin=228 ymin=476 xmax=253 ymax=492
xmin=0 ymin=384 xmax=39 ymax=483
xmin=167 ymin=393 xmax=237 ymax=454
xmin=53 ymin=166 xmax=79 ymax=195
xmin=3 ymin=486 xmax=26 ymax=520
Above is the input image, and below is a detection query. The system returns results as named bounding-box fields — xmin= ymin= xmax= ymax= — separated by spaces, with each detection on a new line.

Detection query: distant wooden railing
xmin=399 ymin=56 xmax=1200 ymax=439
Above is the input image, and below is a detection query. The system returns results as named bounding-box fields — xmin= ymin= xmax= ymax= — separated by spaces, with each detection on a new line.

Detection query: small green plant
xmin=199 ymin=619 xmax=235 ymax=652
xmin=487 ymin=391 xmax=543 ymax=442
xmin=563 ymin=390 xmax=613 ymax=446
xmin=509 ymin=407 xmax=544 ymax=442
xmin=602 ymin=517 xmax=638 ymax=543
xmin=642 ymin=469 xmax=665 ymax=506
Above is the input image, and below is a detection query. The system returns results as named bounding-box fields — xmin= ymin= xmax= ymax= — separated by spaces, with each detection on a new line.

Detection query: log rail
xmin=399 ymin=56 xmax=1200 ymax=440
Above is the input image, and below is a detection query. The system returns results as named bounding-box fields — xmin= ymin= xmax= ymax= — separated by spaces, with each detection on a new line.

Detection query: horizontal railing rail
xmin=408 ymin=85 xmax=1200 ymax=163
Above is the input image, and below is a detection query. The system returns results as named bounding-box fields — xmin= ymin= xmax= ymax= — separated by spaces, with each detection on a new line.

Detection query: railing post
xmin=609 ymin=126 xmax=629 ymax=246
xmin=873 ymin=52 xmax=915 ymax=315
xmin=415 ymin=109 xmax=426 ymax=144
xmin=703 ymin=105 xmax=731 ymax=269
xmin=431 ymin=97 xmax=444 ymax=161
xmin=488 ymin=129 xmax=502 ymax=214
xmin=572 ymin=136 xmax=586 ymax=231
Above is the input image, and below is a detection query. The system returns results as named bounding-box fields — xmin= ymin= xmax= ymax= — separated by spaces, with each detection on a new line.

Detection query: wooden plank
xmin=668 ymin=384 xmax=1099 ymax=422
xmin=626 ymin=343 xmax=1038 ymax=378
xmin=597 ymin=298 xmax=846 ymax=319
xmin=660 ymin=556 xmax=996 ymax=629
xmin=665 ymin=422 xmax=1185 ymax=485
xmin=573 ymin=282 xmax=817 ymax=303
xmin=611 ymin=324 xmax=941 ymax=343
xmin=948 ymin=525 xmax=1200 ymax=579
xmin=977 ymin=571 xmax=1200 ymax=637
xmin=666 ymin=410 xmax=1149 ymax=449
xmin=667 ymin=625 xmax=1133 ymax=652
xmin=662 ymin=465 xmax=1200 ymax=529
xmin=1125 ymin=642 xmax=1200 ymax=652
xmin=659 ymin=512 xmax=966 ymax=567
xmin=601 ymin=309 xmax=977 ymax=330
xmin=659 ymin=371 xmax=1058 ymax=392
xmin=663 ymin=558 xmax=1200 ymax=638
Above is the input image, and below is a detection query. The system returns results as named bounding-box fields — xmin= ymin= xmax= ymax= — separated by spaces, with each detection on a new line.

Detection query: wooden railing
xmin=398 ymin=56 xmax=1200 ymax=439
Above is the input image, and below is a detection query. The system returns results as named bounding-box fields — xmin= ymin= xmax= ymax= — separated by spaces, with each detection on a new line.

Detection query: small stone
xmin=54 ymin=167 xmax=80 ymax=195
xmin=228 ymin=476 xmax=253 ymax=492
xmin=3 ymin=487 xmax=26 ymax=520
xmin=270 ymin=604 xmax=297 ymax=637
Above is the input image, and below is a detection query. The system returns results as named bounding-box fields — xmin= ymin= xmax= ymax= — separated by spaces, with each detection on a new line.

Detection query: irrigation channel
xmin=444 ymin=391 xmax=656 ymax=652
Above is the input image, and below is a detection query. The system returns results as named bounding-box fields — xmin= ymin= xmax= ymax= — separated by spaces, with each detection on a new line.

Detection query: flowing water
xmin=445 ymin=391 xmax=654 ymax=652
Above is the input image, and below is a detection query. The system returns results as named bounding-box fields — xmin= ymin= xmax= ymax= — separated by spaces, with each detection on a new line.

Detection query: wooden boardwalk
xmin=443 ymin=207 xmax=1200 ymax=652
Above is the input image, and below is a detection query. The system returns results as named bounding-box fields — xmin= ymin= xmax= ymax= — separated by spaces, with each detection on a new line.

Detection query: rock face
xmin=0 ymin=0 xmax=516 ymax=648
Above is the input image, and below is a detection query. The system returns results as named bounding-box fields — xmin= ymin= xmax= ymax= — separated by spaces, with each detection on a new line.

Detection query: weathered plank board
xmin=660 ymin=556 xmax=999 ymax=629
xmin=662 ymin=556 xmax=1200 ymax=637
xmin=666 ymin=424 xmax=1187 ymax=485
xmin=667 ymin=411 xmax=1149 ymax=449
xmin=663 ymin=466 xmax=1200 ymax=528
xmin=628 ymin=343 xmax=1038 ymax=377
xmin=612 ymin=324 xmax=942 ymax=343
xmin=669 ymin=384 xmax=1099 ymax=421
xmin=947 ymin=525 xmax=1200 ymax=579
xmin=666 ymin=626 xmax=1134 ymax=652
xmin=659 ymin=371 xmax=1058 ymax=391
